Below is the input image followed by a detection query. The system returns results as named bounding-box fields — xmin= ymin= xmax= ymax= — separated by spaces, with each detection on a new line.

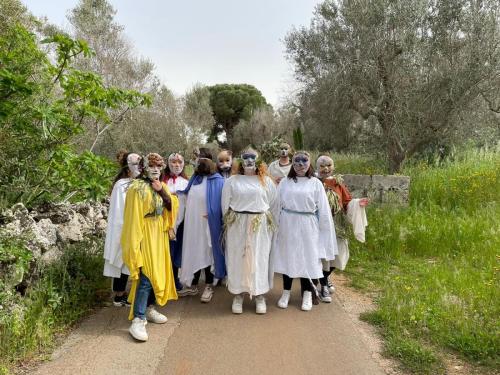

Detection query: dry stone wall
xmin=342 ymin=174 xmax=410 ymax=205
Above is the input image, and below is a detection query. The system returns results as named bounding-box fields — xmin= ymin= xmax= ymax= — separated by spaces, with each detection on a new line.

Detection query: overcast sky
xmin=21 ymin=0 xmax=321 ymax=106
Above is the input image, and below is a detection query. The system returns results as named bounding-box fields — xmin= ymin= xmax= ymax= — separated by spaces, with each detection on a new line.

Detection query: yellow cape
xmin=121 ymin=179 xmax=179 ymax=320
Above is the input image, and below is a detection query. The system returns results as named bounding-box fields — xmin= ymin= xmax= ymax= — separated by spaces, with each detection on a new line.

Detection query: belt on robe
xmin=282 ymin=208 xmax=318 ymax=216
xmin=233 ymin=210 xmax=265 ymax=215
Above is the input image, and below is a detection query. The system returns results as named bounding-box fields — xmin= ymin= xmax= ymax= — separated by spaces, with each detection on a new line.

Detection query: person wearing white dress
xmin=273 ymin=151 xmax=337 ymax=311
xmin=161 ymin=152 xmax=191 ymax=296
xmin=222 ymin=147 xmax=277 ymax=314
xmin=267 ymin=142 xmax=293 ymax=184
xmin=177 ymin=149 xmax=226 ymax=303
xmin=103 ymin=151 xmax=141 ymax=306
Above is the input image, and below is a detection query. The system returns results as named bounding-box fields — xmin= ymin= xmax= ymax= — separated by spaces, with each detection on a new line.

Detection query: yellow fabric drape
xmin=121 ymin=180 xmax=179 ymax=320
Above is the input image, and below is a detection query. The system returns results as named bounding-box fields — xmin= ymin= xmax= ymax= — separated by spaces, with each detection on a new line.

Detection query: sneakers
xmin=232 ymin=294 xmax=244 ymax=314
xmin=328 ymin=279 xmax=335 ymax=293
xmin=319 ymin=285 xmax=332 ymax=303
xmin=277 ymin=290 xmax=290 ymax=309
xmin=177 ymin=285 xmax=199 ymax=297
xmin=200 ymin=285 xmax=214 ymax=303
xmin=146 ymin=306 xmax=168 ymax=324
xmin=255 ymin=295 xmax=266 ymax=314
xmin=113 ymin=294 xmax=130 ymax=307
xmin=129 ymin=317 xmax=148 ymax=341
xmin=301 ymin=291 xmax=313 ymax=311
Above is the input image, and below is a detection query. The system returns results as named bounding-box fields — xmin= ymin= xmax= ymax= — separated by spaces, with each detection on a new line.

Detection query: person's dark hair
xmin=112 ymin=151 xmax=132 ymax=188
xmin=195 ymin=148 xmax=216 ymax=176
xmin=287 ymin=165 xmax=315 ymax=182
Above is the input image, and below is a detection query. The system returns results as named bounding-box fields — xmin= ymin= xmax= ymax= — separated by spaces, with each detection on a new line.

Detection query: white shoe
xmin=129 ymin=317 xmax=148 ymax=341
xmin=200 ymin=285 xmax=214 ymax=303
xmin=328 ymin=279 xmax=335 ymax=293
xmin=146 ymin=306 xmax=168 ymax=324
xmin=255 ymin=295 xmax=266 ymax=314
xmin=277 ymin=290 xmax=290 ymax=309
xmin=177 ymin=286 xmax=198 ymax=297
xmin=301 ymin=291 xmax=313 ymax=311
xmin=232 ymin=294 xmax=244 ymax=314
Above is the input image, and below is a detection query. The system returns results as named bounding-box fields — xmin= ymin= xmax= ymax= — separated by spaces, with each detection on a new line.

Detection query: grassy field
xmin=343 ymin=149 xmax=500 ymax=373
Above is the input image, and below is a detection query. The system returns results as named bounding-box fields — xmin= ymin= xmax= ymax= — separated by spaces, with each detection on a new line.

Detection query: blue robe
xmin=179 ymin=173 xmax=226 ymax=280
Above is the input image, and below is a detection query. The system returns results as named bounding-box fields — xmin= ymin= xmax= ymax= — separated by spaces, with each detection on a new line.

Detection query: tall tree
xmin=208 ymin=84 xmax=270 ymax=148
xmin=286 ymin=0 xmax=500 ymax=172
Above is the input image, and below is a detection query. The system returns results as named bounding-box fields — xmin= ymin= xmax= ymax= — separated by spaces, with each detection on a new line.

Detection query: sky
xmin=21 ymin=0 xmax=322 ymax=107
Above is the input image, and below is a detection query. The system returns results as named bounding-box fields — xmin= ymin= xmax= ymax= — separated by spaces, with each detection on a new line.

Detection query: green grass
xmin=346 ymin=148 xmax=500 ymax=373
xmin=0 ymin=238 xmax=108 ymax=374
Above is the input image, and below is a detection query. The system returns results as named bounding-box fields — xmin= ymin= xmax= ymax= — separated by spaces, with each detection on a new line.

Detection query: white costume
xmin=165 ymin=175 xmax=189 ymax=229
xmin=273 ymin=177 xmax=337 ymax=279
xmin=222 ymin=175 xmax=277 ymax=296
xmin=103 ymin=178 xmax=131 ymax=278
xmin=268 ymin=160 xmax=292 ymax=182
xmin=178 ymin=178 xmax=213 ymax=286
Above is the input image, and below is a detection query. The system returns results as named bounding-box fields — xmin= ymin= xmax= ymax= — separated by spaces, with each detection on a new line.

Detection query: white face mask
xmin=145 ymin=164 xmax=162 ymax=180
xmin=280 ymin=145 xmax=290 ymax=157
xmin=292 ymin=154 xmax=310 ymax=177
xmin=218 ymin=156 xmax=232 ymax=172
xmin=168 ymin=154 xmax=184 ymax=176
xmin=127 ymin=153 xmax=141 ymax=178
xmin=241 ymin=152 xmax=257 ymax=172
xmin=317 ymin=156 xmax=334 ymax=178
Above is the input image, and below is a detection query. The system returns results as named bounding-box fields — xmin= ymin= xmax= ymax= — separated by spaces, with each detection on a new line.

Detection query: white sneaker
xmin=232 ymin=294 xmax=244 ymax=314
xmin=301 ymin=291 xmax=313 ymax=311
xmin=319 ymin=286 xmax=332 ymax=303
xmin=277 ymin=290 xmax=290 ymax=309
xmin=129 ymin=317 xmax=148 ymax=341
xmin=328 ymin=279 xmax=335 ymax=293
xmin=255 ymin=295 xmax=266 ymax=314
xmin=146 ymin=306 xmax=168 ymax=324
xmin=177 ymin=286 xmax=198 ymax=297
xmin=200 ymin=285 xmax=214 ymax=303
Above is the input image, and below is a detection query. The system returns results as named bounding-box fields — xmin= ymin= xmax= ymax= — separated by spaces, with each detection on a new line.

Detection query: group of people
xmin=103 ymin=143 xmax=368 ymax=342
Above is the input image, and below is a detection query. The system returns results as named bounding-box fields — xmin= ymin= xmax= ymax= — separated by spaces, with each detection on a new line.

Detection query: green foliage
xmin=207 ymin=83 xmax=270 ymax=147
xmin=0 ymin=238 xmax=108 ymax=372
xmin=0 ymin=23 xmax=149 ymax=207
xmin=346 ymin=149 xmax=500 ymax=372
xmin=258 ymin=136 xmax=287 ymax=163
xmin=292 ymin=127 xmax=304 ymax=151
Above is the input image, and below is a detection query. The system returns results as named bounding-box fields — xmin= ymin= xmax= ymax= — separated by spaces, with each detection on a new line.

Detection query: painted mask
xmin=217 ymin=151 xmax=233 ymax=172
xmin=168 ymin=153 xmax=184 ymax=176
xmin=280 ymin=143 xmax=291 ymax=158
xmin=241 ymin=150 xmax=258 ymax=172
xmin=144 ymin=153 xmax=165 ymax=181
xmin=292 ymin=153 xmax=310 ymax=176
xmin=316 ymin=156 xmax=334 ymax=178
xmin=127 ymin=153 xmax=141 ymax=178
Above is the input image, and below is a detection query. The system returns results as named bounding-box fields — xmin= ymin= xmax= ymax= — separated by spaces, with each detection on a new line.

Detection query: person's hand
xmin=151 ymin=179 xmax=162 ymax=192
xmin=360 ymin=198 xmax=370 ymax=207
xmin=168 ymin=228 xmax=176 ymax=240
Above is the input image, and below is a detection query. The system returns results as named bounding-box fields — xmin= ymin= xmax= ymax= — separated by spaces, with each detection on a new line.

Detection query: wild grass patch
xmin=346 ymin=149 xmax=500 ymax=373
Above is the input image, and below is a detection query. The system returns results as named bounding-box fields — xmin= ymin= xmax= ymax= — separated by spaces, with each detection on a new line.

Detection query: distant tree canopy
xmin=286 ymin=0 xmax=500 ymax=172
xmin=207 ymin=84 xmax=270 ymax=148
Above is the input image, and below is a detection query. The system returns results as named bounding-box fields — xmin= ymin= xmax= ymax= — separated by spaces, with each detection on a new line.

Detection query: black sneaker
xmin=113 ymin=294 xmax=131 ymax=307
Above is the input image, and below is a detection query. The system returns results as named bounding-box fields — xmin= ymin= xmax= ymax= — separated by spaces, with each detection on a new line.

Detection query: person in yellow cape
xmin=121 ymin=153 xmax=179 ymax=342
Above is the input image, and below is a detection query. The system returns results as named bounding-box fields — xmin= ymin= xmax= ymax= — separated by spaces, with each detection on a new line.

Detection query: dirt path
xmin=33 ymin=275 xmax=401 ymax=375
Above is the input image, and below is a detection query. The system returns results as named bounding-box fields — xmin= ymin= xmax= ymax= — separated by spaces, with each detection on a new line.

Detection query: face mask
xmin=317 ymin=156 xmax=334 ymax=178
xmin=168 ymin=154 xmax=184 ymax=176
xmin=127 ymin=153 xmax=141 ymax=178
xmin=293 ymin=155 xmax=310 ymax=177
xmin=279 ymin=144 xmax=290 ymax=157
xmin=218 ymin=156 xmax=232 ymax=172
xmin=145 ymin=164 xmax=162 ymax=180
xmin=241 ymin=153 xmax=257 ymax=171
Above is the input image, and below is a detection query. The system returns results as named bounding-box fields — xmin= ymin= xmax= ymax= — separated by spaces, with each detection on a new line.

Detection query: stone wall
xmin=342 ymin=174 xmax=411 ymax=205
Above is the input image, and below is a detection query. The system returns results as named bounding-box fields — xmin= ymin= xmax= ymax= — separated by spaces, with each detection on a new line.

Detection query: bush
xmin=0 ymin=238 xmax=108 ymax=372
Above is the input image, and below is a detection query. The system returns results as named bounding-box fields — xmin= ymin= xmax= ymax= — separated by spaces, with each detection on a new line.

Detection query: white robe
xmin=272 ymin=177 xmax=337 ymax=279
xmin=103 ymin=178 xmax=131 ymax=278
xmin=222 ymin=175 xmax=277 ymax=296
xmin=179 ymin=177 xmax=213 ymax=286
xmin=268 ymin=160 xmax=292 ymax=182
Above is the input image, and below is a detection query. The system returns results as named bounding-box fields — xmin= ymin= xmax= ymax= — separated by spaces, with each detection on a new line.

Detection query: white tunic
xmin=165 ymin=175 xmax=189 ymax=194
xmin=268 ymin=160 xmax=292 ymax=182
xmin=272 ymin=177 xmax=337 ymax=279
xmin=222 ymin=175 xmax=277 ymax=296
xmin=179 ymin=177 xmax=213 ymax=286
xmin=103 ymin=178 xmax=131 ymax=278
